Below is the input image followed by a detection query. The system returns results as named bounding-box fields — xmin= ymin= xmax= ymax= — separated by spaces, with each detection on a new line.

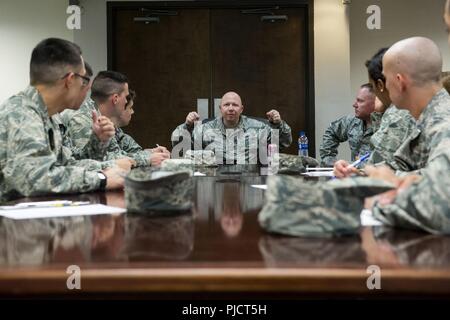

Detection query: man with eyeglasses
xmin=65 ymin=71 xmax=170 ymax=167
xmin=0 ymin=38 xmax=128 ymax=201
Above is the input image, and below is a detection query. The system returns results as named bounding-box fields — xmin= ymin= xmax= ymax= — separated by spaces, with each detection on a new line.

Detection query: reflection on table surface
xmin=1 ymin=166 xmax=450 ymax=296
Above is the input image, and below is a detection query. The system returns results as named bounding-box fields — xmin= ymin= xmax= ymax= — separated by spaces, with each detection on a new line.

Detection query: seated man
xmin=64 ymin=71 xmax=170 ymax=167
xmin=54 ymin=62 xmax=132 ymax=171
xmin=363 ymin=36 xmax=450 ymax=234
xmin=319 ymin=84 xmax=377 ymax=166
xmin=0 ymin=38 xmax=125 ymax=201
xmin=171 ymin=91 xmax=292 ymax=165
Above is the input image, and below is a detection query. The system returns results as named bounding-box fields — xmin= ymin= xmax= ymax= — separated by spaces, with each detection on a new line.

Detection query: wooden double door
xmin=109 ymin=2 xmax=312 ymax=155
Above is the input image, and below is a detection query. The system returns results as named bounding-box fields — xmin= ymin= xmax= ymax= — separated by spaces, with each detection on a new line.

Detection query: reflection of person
xmin=361 ymin=226 xmax=450 ymax=267
xmin=219 ymin=184 xmax=244 ymax=238
xmin=320 ymin=84 xmax=376 ymax=166
xmin=334 ymin=48 xmax=415 ymax=178
xmin=171 ymin=91 xmax=292 ymax=164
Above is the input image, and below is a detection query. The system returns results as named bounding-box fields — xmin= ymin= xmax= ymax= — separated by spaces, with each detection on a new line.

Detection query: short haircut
xmin=126 ymin=89 xmax=136 ymax=108
xmin=360 ymin=83 xmax=374 ymax=93
xmin=30 ymin=38 xmax=83 ymax=85
xmin=84 ymin=61 xmax=93 ymax=77
xmin=442 ymin=74 xmax=450 ymax=94
xmin=90 ymin=71 xmax=129 ymax=103
xmin=365 ymin=47 xmax=389 ymax=83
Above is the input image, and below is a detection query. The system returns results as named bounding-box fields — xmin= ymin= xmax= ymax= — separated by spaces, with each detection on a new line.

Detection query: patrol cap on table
xmin=275 ymin=153 xmax=320 ymax=175
xmin=258 ymin=175 xmax=395 ymax=238
xmin=125 ymin=168 xmax=194 ymax=213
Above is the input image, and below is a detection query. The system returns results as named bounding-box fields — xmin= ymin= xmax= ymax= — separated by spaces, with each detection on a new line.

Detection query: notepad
xmin=0 ymin=204 xmax=126 ymax=220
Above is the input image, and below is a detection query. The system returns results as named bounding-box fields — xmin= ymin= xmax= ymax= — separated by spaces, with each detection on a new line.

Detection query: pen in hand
xmin=348 ymin=152 xmax=371 ymax=169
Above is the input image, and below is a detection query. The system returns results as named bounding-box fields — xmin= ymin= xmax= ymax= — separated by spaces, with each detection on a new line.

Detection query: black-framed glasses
xmin=61 ymin=72 xmax=91 ymax=86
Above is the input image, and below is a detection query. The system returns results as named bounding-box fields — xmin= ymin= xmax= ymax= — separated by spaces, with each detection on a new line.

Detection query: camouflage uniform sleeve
xmin=3 ymin=111 xmax=101 ymax=196
xmin=269 ymin=120 xmax=292 ymax=149
xmin=319 ymin=116 xmax=351 ymax=166
xmin=372 ymin=151 xmax=450 ymax=234
xmin=66 ymin=112 xmax=108 ymax=161
xmin=367 ymin=108 xmax=416 ymax=169
xmin=116 ymin=131 xmax=150 ymax=167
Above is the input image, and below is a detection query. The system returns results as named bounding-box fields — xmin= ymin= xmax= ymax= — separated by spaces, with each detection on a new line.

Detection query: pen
xmin=348 ymin=152 xmax=371 ymax=168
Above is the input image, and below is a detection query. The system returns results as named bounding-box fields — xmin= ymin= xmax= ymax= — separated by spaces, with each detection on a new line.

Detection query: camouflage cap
xmin=258 ymin=176 xmax=395 ymax=238
xmin=160 ymin=159 xmax=195 ymax=173
xmin=275 ymin=153 xmax=320 ymax=175
xmin=125 ymin=168 xmax=194 ymax=212
xmin=184 ymin=150 xmax=217 ymax=166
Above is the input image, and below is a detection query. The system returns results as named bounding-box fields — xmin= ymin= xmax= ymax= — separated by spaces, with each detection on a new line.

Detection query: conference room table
xmin=1 ymin=166 xmax=450 ymax=299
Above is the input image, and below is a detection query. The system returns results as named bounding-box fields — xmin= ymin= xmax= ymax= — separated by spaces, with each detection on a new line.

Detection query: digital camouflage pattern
xmin=259 ymin=175 xmax=395 ymax=238
xmin=0 ymin=86 xmax=102 ymax=202
xmin=64 ymin=97 xmax=151 ymax=167
xmin=123 ymin=213 xmax=194 ymax=260
xmin=171 ymin=115 xmax=292 ymax=165
xmin=53 ymin=113 xmax=114 ymax=170
xmin=394 ymin=89 xmax=450 ymax=172
xmin=367 ymin=105 xmax=416 ymax=169
xmin=125 ymin=168 xmax=194 ymax=212
xmin=373 ymin=149 xmax=450 ymax=234
xmin=275 ymin=153 xmax=320 ymax=175
xmin=320 ymin=115 xmax=377 ymax=166
xmin=184 ymin=150 xmax=217 ymax=166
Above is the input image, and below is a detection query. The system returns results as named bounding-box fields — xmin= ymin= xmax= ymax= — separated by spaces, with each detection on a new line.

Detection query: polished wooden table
xmin=1 ymin=170 xmax=450 ymax=298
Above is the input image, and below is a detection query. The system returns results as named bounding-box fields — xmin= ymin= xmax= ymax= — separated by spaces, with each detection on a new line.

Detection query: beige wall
xmin=350 ymin=0 xmax=450 ymax=93
xmin=314 ymin=0 xmax=352 ymax=160
xmin=0 ymin=0 xmax=73 ymax=103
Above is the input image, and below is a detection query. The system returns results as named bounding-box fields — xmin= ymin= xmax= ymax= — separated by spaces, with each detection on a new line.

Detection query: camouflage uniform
xmin=393 ymin=89 xmax=450 ymax=173
xmin=372 ymin=149 xmax=450 ymax=234
xmin=64 ymin=98 xmax=151 ymax=167
xmin=52 ymin=113 xmax=114 ymax=169
xmin=0 ymin=86 xmax=103 ymax=201
xmin=171 ymin=115 xmax=292 ymax=165
xmin=320 ymin=115 xmax=377 ymax=166
xmin=367 ymin=105 xmax=416 ymax=169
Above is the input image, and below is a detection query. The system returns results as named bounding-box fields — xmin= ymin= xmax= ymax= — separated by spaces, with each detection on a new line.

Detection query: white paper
xmin=251 ymin=184 xmax=267 ymax=190
xmin=306 ymin=167 xmax=334 ymax=171
xmin=0 ymin=204 xmax=126 ymax=220
xmin=360 ymin=209 xmax=383 ymax=226
xmin=301 ymin=171 xmax=335 ymax=177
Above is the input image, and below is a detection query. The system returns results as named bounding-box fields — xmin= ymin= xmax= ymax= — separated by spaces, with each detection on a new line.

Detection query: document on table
xmin=251 ymin=184 xmax=267 ymax=190
xmin=301 ymin=171 xmax=335 ymax=177
xmin=0 ymin=204 xmax=126 ymax=220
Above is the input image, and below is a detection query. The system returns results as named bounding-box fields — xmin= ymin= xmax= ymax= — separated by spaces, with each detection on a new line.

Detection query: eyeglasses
xmin=61 ymin=72 xmax=91 ymax=86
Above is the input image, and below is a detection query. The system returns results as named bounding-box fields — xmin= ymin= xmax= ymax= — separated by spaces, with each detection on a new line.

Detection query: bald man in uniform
xmin=171 ymin=91 xmax=292 ymax=165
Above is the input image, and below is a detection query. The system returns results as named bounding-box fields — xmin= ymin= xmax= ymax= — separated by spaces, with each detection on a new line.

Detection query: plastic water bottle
xmin=298 ymin=131 xmax=309 ymax=157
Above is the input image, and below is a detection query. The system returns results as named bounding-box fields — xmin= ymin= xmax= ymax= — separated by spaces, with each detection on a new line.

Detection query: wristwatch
xmin=97 ymin=172 xmax=107 ymax=191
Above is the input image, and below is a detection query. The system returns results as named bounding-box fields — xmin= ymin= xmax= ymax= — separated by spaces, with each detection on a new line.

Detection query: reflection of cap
xmin=125 ymin=168 xmax=194 ymax=212
xmin=259 ymin=176 xmax=394 ymax=238
xmin=259 ymin=235 xmax=365 ymax=267
xmin=120 ymin=213 xmax=194 ymax=261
